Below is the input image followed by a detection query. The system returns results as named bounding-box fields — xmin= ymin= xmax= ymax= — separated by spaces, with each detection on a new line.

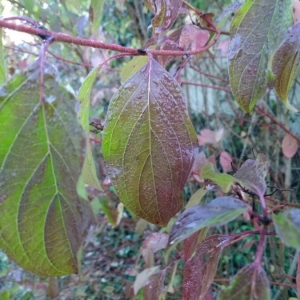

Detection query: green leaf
xmin=272 ymin=23 xmax=300 ymax=112
xmin=228 ymin=0 xmax=293 ymax=113
xmin=67 ymin=0 xmax=81 ymax=12
xmin=185 ymin=187 xmax=207 ymax=209
xmin=273 ymin=209 xmax=300 ymax=248
xmin=121 ymin=56 xmax=149 ymax=83
xmin=90 ymin=0 xmax=105 ymax=36
xmin=215 ymin=2 xmax=242 ymax=28
xmin=78 ymin=67 xmax=103 ymax=191
xmin=219 ymin=263 xmax=271 ymax=300
xmin=200 ymin=162 xmax=235 ymax=193
xmin=0 ymin=63 xmax=94 ymax=276
xmin=102 ymin=58 xmax=198 ymax=226
xmin=169 ymin=197 xmax=248 ymax=244
xmin=0 ymin=29 xmax=7 ymax=86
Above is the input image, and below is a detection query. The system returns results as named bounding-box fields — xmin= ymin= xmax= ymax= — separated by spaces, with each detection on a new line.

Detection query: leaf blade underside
xmin=0 ymin=63 xmax=93 ymax=276
xmin=102 ymin=58 xmax=198 ymax=226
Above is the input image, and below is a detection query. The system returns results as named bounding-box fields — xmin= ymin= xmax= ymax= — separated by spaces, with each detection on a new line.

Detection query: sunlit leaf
xmin=102 ymin=58 xmax=198 ymax=226
xmin=183 ymin=235 xmax=228 ymax=300
xmin=233 ymin=153 xmax=268 ymax=198
xmin=0 ymin=63 xmax=94 ymax=276
xmin=0 ymin=29 xmax=7 ymax=86
xmin=133 ymin=266 xmax=159 ymax=295
xmin=169 ymin=197 xmax=248 ymax=244
xmin=200 ymin=162 xmax=235 ymax=193
xmin=228 ymin=0 xmax=293 ymax=113
xmin=90 ymin=0 xmax=105 ymax=36
xmin=120 ymin=56 xmax=149 ymax=83
xmin=219 ymin=263 xmax=271 ymax=300
xmin=272 ymin=23 xmax=300 ymax=112
xmin=273 ymin=209 xmax=300 ymax=248
xmin=144 ymin=269 xmax=166 ymax=300
xmin=145 ymin=0 xmax=183 ymax=33
xmin=185 ymin=187 xmax=207 ymax=209
xmin=282 ymin=133 xmax=298 ymax=158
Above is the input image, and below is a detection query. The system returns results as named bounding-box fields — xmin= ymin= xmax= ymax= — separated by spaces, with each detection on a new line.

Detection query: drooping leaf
xmin=282 ymin=133 xmax=299 ymax=158
xmin=215 ymin=2 xmax=242 ymax=28
xmin=120 ymin=56 xmax=149 ymax=83
xmin=233 ymin=153 xmax=268 ymax=198
xmin=183 ymin=235 xmax=228 ymax=300
xmin=200 ymin=162 xmax=235 ymax=193
xmin=169 ymin=197 xmax=248 ymax=244
xmin=0 ymin=62 xmax=94 ymax=276
xmin=90 ymin=0 xmax=105 ymax=36
xmin=102 ymin=58 xmax=198 ymax=226
xmin=228 ymin=0 xmax=293 ymax=113
xmin=272 ymin=23 xmax=300 ymax=112
xmin=273 ymin=209 xmax=300 ymax=248
xmin=219 ymin=263 xmax=271 ymax=300
xmin=185 ymin=187 xmax=207 ymax=209
xmin=220 ymin=151 xmax=233 ymax=173
xmin=0 ymin=29 xmax=7 ymax=86
xmin=145 ymin=0 xmax=183 ymax=34
xmin=133 ymin=266 xmax=160 ymax=295
xmin=143 ymin=269 xmax=166 ymax=300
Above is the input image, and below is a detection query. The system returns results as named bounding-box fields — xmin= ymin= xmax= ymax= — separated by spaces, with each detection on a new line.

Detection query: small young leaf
xmin=102 ymin=58 xmax=198 ymax=226
xmin=134 ymin=266 xmax=160 ymax=295
xmin=185 ymin=187 xmax=207 ymax=209
xmin=272 ymin=23 xmax=300 ymax=112
xmin=200 ymin=162 xmax=235 ymax=193
xmin=220 ymin=151 xmax=233 ymax=173
xmin=145 ymin=0 xmax=183 ymax=33
xmin=143 ymin=269 xmax=166 ymax=300
xmin=273 ymin=209 xmax=300 ymax=248
xmin=90 ymin=0 xmax=105 ymax=36
xmin=121 ymin=56 xmax=149 ymax=83
xmin=191 ymin=151 xmax=207 ymax=174
xmin=0 ymin=63 xmax=94 ymax=276
xmin=97 ymin=196 xmax=122 ymax=227
xmin=169 ymin=197 xmax=248 ymax=244
xmin=183 ymin=235 xmax=228 ymax=300
xmin=219 ymin=263 xmax=271 ymax=300
xmin=197 ymin=128 xmax=224 ymax=146
xmin=233 ymin=153 xmax=268 ymax=198
xmin=228 ymin=0 xmax=293 ymax=113
xmin=282 ymin=133 xmax=298 ymax=158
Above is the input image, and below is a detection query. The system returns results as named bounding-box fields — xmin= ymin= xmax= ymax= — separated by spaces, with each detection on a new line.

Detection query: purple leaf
xmin=143 ymin=269 xmax=166 ymax=300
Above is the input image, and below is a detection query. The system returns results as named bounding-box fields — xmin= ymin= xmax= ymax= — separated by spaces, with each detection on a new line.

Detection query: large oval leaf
xmin=228 ymin=0 xmax=293 ymax=113
xmin=0 ymin=62 xmax=93 ymax=276
xmin=102 ymin=58 xmax=197 ymax=226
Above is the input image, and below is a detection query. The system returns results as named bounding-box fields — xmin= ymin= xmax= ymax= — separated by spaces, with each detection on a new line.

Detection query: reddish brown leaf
xmin=183 ymin=235 xmax=228 ymax=300
xmin=198 ymin=128 xmax=224 ymax=146
xmin=282 ymin=133 xmax=298 ymax=158
xmin=143 ymin=269 xmax=166 ymax=300
xmin=220 ymin=151 xmax=233 ymax=173
xmin=179 ymin=25 xmax=209 ymax=51
xmin=134 ymin=267 xmax=160 ymax=295
xmin=191 ymin=151 xmax=208 ymax=174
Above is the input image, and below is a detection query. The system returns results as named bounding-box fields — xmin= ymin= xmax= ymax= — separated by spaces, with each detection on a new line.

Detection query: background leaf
xmin=169 ymin=197 xmax=248 ymax=244
xmin=273 ymin=209 xmax=300 ymax=248
xmin=219 ymin=263 xmax=271 ymax=300
xmin=185 ymin=187 xmax=207 ymax=209
xmin=0 ymin=63 xmax=94 ymax=276
xmin=282 ymin=133 xmax=299 ymax=158
xmin=90 ymin=0 xmax=105 ymax=36
xmin=228 ymin=0 xmax=293 ymax=113
xmin=133 ymin=266 xmax=159 ymax=295
xmin=143 ymin=269 xmax=166 ymax=300
xmin=102 ymin=58 xmax=198 ymax=226
xmin=183 ymin=235 xmax=228 ymax=300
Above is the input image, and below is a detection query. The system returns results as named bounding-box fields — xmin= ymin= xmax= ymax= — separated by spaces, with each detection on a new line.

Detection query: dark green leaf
xmin=272 ymin=23 xmax=300 ymax=112
xmin=219 ymin=263 xmax=271 ymax=300
xmin=0 ymin=63 xmax=94 ymax=276
xmin=273 ymin=209 xmax=300 ymax=248
xmin=185 ymin=187 xmax=207 ymax=209
xmin=183 ymin=235 xmax=228 ymax=300
xmin=228 ymin=0 xmax=293 ymax=113
xmin=102 ymin=58 xmax=198 ymax=226
xmin=169 ymin=197 xmax=248 ymax=244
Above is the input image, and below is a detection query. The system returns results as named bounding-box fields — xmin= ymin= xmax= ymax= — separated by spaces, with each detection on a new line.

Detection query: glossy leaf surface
xmin=273 ymin=209 xmax=300 ymax=248
xmin=219 ymin=263 xmax=271 ymax=300
xmin=102 ymin=58 xmax=198 ymax=226
xmin=169 ymin=197 xmax=248 ymax=244
xmin=272 ymin=23 xmax=300 ymax=112
xmin=228 ymin=0 xmax=293 ymax=113
xmin=0 ymin=63 xmax=93 ymax=276
xmin=183 ymin=235 xmax=228 ymax=300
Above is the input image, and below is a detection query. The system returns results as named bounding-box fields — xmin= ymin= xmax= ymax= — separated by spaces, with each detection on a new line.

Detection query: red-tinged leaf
xmin=157 ymin=40 xmax=182 ymax=67
xmin=143 ymin=269 xmax=166 ymax=300
xmin=282 ymin=133 xmax=298 ymax=158
xmin=145 ymin=0 xmax=183 ymax=34
xmin=216 ymin=2 xmax=243 ymax=28
xmin=229 ymin=0 xmax=293 ymax=113
xmin=200 ymin=162 xmax=235 ymax=193
xmin=233 ymin=153 xmax=269 ymax=198
xmin=273 ymin=209 xmax=300 ymax=248
xmin=134 ymin=266 xmax=160 ymax=295
xmin=183 ymin=228 xmax=208 ymax=260
xmin=294 ymin=0 xmax=300 ymax=24
xmin=191 ymin=151 xmax=207 ymax=175
xmin=217 ymin=39 xmax=230 ymax=57
xmin=179 ymin=25 xmax=209 ymax=51
xmin=219 ymin=263 xmax=271 ymax=300
xmin=183 ymin=235 xmax=229 ymax=300
xmin=198 ymin=128 xmax=224 ymax=146
xmin=169 ymin=197 xmax=248 ymax=245
xmin=102 ymin=58 xmax=198 ymax=226
xmin=272 ymin=23 xmax=300 ymax=112
xmin=220 ymin=151 xmax=233 ymax=173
